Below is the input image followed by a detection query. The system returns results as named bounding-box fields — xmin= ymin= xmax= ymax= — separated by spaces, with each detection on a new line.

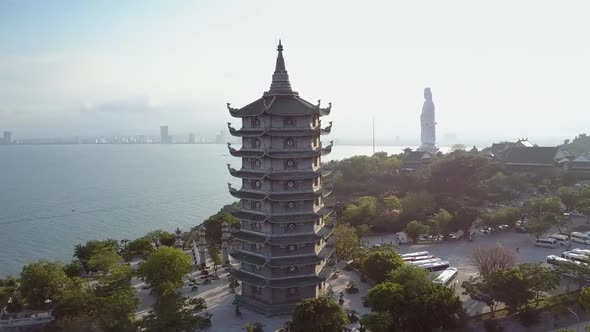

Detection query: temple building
xmin=226 ymin=41 xmax=335 ymax=315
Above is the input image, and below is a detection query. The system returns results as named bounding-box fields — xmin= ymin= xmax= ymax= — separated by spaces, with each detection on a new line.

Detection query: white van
xmin=570 ymin=232 xmax=590 ymax=245
xmin=534 ymin=238 xmax=557 ymax=248
xmin=548 ymin=234 xmax=570 ymax=247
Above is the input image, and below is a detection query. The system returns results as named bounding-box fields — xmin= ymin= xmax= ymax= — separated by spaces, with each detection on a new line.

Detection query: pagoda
xmin=226 ymin=41 xmax=335 ymax=315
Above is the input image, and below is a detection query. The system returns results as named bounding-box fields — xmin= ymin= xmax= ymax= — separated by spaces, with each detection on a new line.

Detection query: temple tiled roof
xmin=227 ymin=124 xmax=323 ymax=138
xmin=228 ymin=268 xmax=324 ymax=288
xmin=231 ymin=207 xmax=333 ymax=224
xmin=232 ymin=223 xmax=333 ymax=245
xmin=230 ymin=244 xmax=334 ymax=267
xmin=228 ymin=186 xmax=332 ymax=201
xmin=231 ymin=230 xmax=267 ymax=244
xmin=503 ymin=146 xmax=559 ymax=165
xmin=227 ymin=165 xmax=331 ymax=180
xmin=228 ymin=145 xmax=323 ymax=159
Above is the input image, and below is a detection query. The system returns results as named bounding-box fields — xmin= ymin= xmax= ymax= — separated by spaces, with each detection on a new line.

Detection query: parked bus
xmin=570 ymin=232 xmax=590 ymax=245
xmin=400 ymin=251 xmax=430 ymax=259
xmin=548 ymin=234 xmax=570 ymax=247
xmin=546 ymin=255 xmax=571 ymax=267
xmin=433 ymin=267 xmax=459 ymax=288
xmin=561 ymin=251 xmax=590 ymax=264
xmin=534 ymin=238 xmax=557 ymax=248
xmin=421 ymin=260 xmax=450 ymax=272
xmin=408 ymin=258 xmax=442 ymax=266
xmin=571 ymin=248 xmax=590 ymax=256
xmin=402 ymin=255 xmax=435 ymax=262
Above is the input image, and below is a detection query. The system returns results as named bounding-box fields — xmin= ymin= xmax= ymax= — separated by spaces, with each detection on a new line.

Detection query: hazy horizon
xmin=1 ymin=1 xmax=589 ymax=146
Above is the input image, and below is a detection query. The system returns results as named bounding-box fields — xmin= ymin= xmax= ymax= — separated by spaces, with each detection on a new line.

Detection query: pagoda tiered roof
xmin=227 ymin=124 xmax=330 ymax=138
xmin=229 ymin=244 xmax=334 ymax=267
xmin=230 ymin=207 xmax=333 ymax=224
xmin=227 ymin=146 xmax=333 ymax=159
xmin=228 ymin=268 xmax=325 ymax=288
xmin=227 ymin=96 xmax=331 ymax=118
xmin=228 ymin=185 xmax=333 ymax=201
xmin=227 ymin=143 xmax=333 ymax=159
xmin=230 ymin=224 xmax=334 ymax=245
xmin=226 ymin=165 xmax=332 ymax=180
xmin=227 ymin=122 xmax=332 ymax=137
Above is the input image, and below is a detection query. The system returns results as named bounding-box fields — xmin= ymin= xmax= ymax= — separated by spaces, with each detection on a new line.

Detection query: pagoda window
xmin=251 ymin=137 xmax=261 ymax=148
xmin=314 ymin=177 xmax=319 ymax=186
xmin=286 ymin=201 xmax=296 ymax=210
xmin=251 ymin=242 xmax=264 ymax=251
xmin=285 ymin=180 xmax=297 ymax=190
xmin=285 ymin=159 xmax=297 ymax=169
xmin=312 ymin=115 xmax=319 ymax=127
xmin=287 ymin=287 xmax=299 ymax=297
xmin=283 ymin=117 xmax=296 ymax=128
xmin=253 ymin=286 xmax=263 ymax=295
xmin=251 ymin=179 xmax=263 ymax=189
xmin=251 ymin=117 xmax=261 ymax=128
xmin=250 ymin=200 xmax=262 ymax=210
xmin=315 ymin=197 xmax=320 ymax=206
xmin=313 ymin=157 xmax=319 ymax=167
xmin=285 ymin=223 xmax=296 ymax=232
xmin=251 ymin=158 xmax=262 ymax=169
xmin=284 ymin=137 xmax=296 ymax=148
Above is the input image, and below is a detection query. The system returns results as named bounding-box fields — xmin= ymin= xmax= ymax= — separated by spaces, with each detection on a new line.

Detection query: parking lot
xmin=363 ymin=216 xmax=590 ymax=315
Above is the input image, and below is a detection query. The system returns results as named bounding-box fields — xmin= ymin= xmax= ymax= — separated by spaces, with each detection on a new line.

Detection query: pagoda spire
xmin=265 ymin=40 xmax=296 ymax=96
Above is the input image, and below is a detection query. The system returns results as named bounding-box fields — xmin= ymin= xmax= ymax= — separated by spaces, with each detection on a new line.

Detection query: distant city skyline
xmin=1 ymin=1 xmax=589 ymax=145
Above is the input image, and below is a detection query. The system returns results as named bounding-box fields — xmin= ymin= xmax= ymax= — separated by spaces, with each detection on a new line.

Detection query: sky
xmin=1 ymin=0 xmax=589 ymax=146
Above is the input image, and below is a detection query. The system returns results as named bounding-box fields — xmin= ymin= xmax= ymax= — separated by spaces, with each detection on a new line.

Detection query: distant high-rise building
xmin=160 ymin=126 xmax=169 ymax=144
xmin=3 ymin=131 xmax=12 ymax=144
xmin=189 ymin=133 xmax=196 ymax=144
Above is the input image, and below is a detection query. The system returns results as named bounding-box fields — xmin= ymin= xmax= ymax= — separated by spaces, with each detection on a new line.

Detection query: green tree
xmin=334 ymin=224 xmax=359 ymax=261
xmin=140 ymin=293 xmax=199 ymax=332
xmin=489 ymin=269 xmax=532 ymax=313
xmin=88 ymin=249 xmax=121 ymax=273
xmin=137 ymin=247 xmax=192 ymax=296
xmin=519 ymin=263 xmax=559 ymax=306
xmin=124 ymin=237 xmax=154 ymax=259
xmin=383 ymin=195 xmax=401 ymax=210
xmin=93 ymin=265 xmax=139 ymax=332
xmin=158 ymin=232 xmax=177 ymax=247
xmin=208 ymin=245 xmax=222 ymax=276
xmin=462 ymin=276 xmax=499 ymax=317
xmin=580 ymin=287 xmax=590 ymax=310
xmin=559 ymin=186 xmax=580 ymax=211
xmin=342 ymin=196 xmax=379 ymax=225
xmin=404 ymin=220 xmax=429 ymax=243
xmin=359 ymin=312 xmax=394 ymax=332
xmin=64 ymin=260 xmax=85 ymax=278
xmin=400 ymin=191 xmax=436 ymax=221
xmin=51 ymin=277 xmax=93 ymax=320
xmin=368 ymin=265 xmax=464 ymax=331
xmin=525 ymin=214 xmax=555 ymax=239
xmin=452 ymin=207 xmax=479 ymax=236
xmin=291 ymin=296 xmax=348 ymax=332
xmin=74 ymin=239 xmax=119 ymax=264
xmin=355 ymin=224 xmax=372 ymax=239
xmin=0 ymin=276 xmax=22 ymax=313
xmin=430 ymin=209 xmax=453 ymax=236
xmin=362 ymin=248 xmax=404 ymax=283
xmin=20 ymin=260 xmax=69 ymax=308
xmin=200 ymin=204 xmax=240 ymax=245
